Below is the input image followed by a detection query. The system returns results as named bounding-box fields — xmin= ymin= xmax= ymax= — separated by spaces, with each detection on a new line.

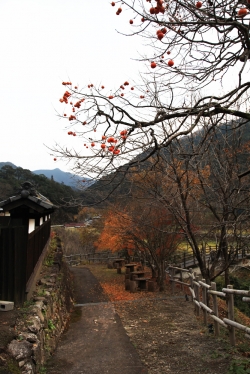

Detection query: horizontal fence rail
xmin=169 ymin=246 xmax=250 ymax=269
xmin=168 ymin=265 xmax=250 ymax=346
xmin=63 ymin=251 xmax=123 ymax=266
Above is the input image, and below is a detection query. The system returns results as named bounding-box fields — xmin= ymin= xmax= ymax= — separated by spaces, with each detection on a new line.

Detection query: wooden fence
xmin=0 ymin=220 xmax=51 ymax=304
xmin=169 ymin=246 xmax=250 ymax=269
xmin=64 ymin=251 xmax=123 ymax=266
xmin=0 ymin=226 xmax=28 ymax=305
xmin=26 ymin=220 xmax=51 ymax=284
xmin=168 ymin=265 xmax=250 ymax=346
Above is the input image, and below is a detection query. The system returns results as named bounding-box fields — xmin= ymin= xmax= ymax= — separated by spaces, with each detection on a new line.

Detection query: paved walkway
xmin=46 ymin=267 xmax=147 ymax=374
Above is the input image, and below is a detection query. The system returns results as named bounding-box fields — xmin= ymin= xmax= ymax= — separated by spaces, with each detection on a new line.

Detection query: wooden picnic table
xmin=130 ymin=271 xmax=146 ymax=280
xmin=113 ymin=258 xmax=125 ymax=273
xmin=134 ymin=277 xmax=150 ymax=290
xmin=124 ymin=263 xmax=137 ymax=273
xmin=113 ymin=258 xmax=125 ymax=267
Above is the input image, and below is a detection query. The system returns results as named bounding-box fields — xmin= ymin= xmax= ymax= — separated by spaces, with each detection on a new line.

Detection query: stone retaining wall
xmin=6 ymin=237 xmax=74 ymax=374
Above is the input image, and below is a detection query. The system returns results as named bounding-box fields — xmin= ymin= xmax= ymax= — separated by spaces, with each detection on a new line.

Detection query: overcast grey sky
xmin=1 ymin=1 xmax=246 ymax=175
xmin=0 ymin=0 xmax=140 ymax=172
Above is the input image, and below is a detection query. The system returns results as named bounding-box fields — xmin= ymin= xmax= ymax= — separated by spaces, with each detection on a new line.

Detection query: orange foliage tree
xmin=96 ymin=203 xmax=181 ymax=291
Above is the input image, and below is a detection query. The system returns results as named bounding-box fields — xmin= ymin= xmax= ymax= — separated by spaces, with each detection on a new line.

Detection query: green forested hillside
xmin=80 ymin=121 xmax=250 ymax=205
xmin=0 ymin=165 xmax=78 ymax=224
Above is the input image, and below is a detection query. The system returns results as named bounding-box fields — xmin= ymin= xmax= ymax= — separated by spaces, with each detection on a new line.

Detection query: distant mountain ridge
xmin=0 ymin=162 xmax=17 ymax=169
xmin=0 ymin=162 xmax=79 ymax=224
xmin=0 ymin=162 xmax=89 ymax=188
xmin=33 ymin=168 xmax=83 ymax=188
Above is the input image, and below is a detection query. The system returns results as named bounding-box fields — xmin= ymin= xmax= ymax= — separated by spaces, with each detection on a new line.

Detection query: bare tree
xmin=130 ymin=119 xmax=250 ymax=283
xmin=52 ymin=0 xmax=250 ymax=181
xmin=55 ymin=227 xmax=82 ymax=255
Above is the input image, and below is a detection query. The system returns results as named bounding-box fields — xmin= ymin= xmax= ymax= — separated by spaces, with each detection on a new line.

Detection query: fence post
xmin=202 ymin=243 xmax=206 ymax=267
xmin=193 ymin=271 xmax=197 ymax=314
xmin=189 ymin=268 xmax=194 ymax=292
xmin=211 ymin=282 xmax=219 ymax=337
xmin=202 ymin=279 xmax=207 ymax=326
xmin=180 ymin=265 xmax=183 ymax=291
xmin=195 ymin=275 xmax=200 ymax=316
xmin=188 ymin=268 xmax=194 ymax=304
xmin=171 ymin=267 xmax=176 ymax=294
xmin=227 ymin=285 xmax=235 ymax=346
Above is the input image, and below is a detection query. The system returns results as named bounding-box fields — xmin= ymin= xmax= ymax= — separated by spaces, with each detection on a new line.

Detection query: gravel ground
xmin=114 ymin=296 xmax=232 ymax=374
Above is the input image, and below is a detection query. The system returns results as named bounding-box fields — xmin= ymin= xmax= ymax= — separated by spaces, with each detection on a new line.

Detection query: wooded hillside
xmin=0 ymin=165 xmax=78 ymax=224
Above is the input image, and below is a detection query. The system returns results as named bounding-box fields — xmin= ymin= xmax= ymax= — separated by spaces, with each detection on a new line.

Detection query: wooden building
xmin=0 ymin=182 xmax=56 ymax=305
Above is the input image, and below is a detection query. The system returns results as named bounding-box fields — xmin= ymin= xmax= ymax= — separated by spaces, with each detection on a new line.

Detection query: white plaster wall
xmin=28 ymin=219 xmax=35 ymax=233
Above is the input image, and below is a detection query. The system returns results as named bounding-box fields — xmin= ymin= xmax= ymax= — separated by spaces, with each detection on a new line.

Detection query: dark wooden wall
xmin=0 ymin=226 xmax=28 ymax=305
xmin=0 ymin=220 xmax=51 ymax=305
xmin=26 ymin=220 xmax=51 ymax=284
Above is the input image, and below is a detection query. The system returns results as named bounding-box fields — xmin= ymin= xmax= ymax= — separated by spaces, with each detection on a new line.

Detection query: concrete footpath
xmin=46 ymin=267 xmax=148 ymax=374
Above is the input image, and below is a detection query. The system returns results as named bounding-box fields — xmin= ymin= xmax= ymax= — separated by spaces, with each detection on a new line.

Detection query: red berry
xmin=238 ymin=8 xmax=248 ymax=17
xmin=129 ymin=19 xmax=133 ymax=24
xmin=157 ymin=32 xmax=164 ymax=40
xmin=168 ymin=59 xmax=174 ymax=67
xmin=196 ymin=1 xmax=202 ymax=8
xmin=151 ymin=61 xmax=157 ymax=69
xmin=111 ymin=1 xmax=115 ymax=6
